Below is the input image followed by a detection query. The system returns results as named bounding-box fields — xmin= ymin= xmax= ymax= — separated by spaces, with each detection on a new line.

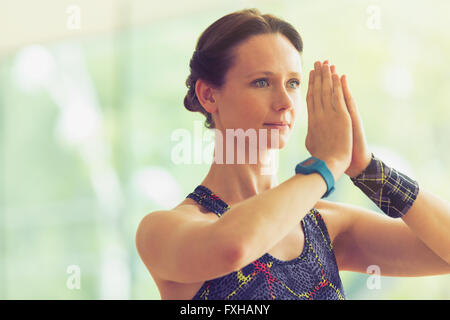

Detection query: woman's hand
xmin=329 ymin=64 xmax=372 ymax=178
xmin=305 ymin=61 xmax=353 ymax=181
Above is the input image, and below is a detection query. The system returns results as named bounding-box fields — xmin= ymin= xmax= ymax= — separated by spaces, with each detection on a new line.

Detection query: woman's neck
xmin=200 ymin=154 xmax=279 ymax=206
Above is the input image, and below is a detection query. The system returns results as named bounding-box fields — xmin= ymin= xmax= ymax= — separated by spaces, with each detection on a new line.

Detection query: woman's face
xmin=213 ymin=33 xmax=303 ymax=149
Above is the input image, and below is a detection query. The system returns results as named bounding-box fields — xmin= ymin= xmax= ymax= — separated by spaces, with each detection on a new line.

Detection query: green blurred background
xmin=0 ymin=0 xmax=449 ymax=299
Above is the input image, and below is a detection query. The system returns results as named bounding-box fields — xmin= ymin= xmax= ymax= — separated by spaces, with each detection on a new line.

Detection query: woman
xmin=136 ymin=8 xmax=450 ymax=300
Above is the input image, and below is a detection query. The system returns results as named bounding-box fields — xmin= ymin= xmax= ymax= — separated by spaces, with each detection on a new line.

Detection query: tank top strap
xmin=186 ymin=185 xmax=231 ymax=217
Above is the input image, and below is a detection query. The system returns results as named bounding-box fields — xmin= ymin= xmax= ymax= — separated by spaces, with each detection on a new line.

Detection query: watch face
xmin=301 ymin=157 xmax=317 ymax=166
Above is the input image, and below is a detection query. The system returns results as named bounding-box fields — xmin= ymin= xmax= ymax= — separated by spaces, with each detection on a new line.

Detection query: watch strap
xmin=295 ymin=157 xmax=335 ymax=198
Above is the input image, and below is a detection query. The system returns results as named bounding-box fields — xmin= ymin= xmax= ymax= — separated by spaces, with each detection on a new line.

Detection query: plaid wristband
xmin=349 ymin=153 xmax=419 ymax=218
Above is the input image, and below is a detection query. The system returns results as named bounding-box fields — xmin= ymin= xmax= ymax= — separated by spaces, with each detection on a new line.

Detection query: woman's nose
xmin=272 ymin=86 xmax=294 ymax=111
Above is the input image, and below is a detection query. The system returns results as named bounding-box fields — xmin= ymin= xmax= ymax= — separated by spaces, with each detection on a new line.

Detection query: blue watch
xmin=295 ymin=156 xmax=335 ymax=198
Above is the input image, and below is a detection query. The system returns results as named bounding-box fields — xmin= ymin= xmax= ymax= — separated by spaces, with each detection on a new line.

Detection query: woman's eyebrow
xmin=245 ymin=71 xmax=301 ymax=78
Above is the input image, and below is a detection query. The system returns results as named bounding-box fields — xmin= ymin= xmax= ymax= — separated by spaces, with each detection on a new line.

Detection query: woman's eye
xmin=254 ymin=79 xmax=269 ymax=87
xmin=289 ymin=79 xmax=300 ymax=89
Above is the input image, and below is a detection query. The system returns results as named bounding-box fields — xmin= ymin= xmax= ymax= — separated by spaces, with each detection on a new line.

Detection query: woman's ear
xmin=195 ymin=79 xmax=218 ymax=113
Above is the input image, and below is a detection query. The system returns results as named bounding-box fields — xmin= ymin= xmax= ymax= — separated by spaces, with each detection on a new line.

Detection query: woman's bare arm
xmin=324 ymin=198 xmax=450 ymax=276
xmin=330 ymin=62 xmax=449 ymax=270
xmin=217 ymin=161 xmax=343 ymax=269
xmin=401 ymin=187 xmax=450 ymax=264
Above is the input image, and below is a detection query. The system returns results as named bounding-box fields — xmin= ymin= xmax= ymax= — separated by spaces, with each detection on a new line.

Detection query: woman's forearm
xmin=216 ymin=160 xmax=344 ymax=268
xmin=350 ymin=153 xmax=450 ymax=265
xmin=401 ymin=188 xmax=450 ymax=264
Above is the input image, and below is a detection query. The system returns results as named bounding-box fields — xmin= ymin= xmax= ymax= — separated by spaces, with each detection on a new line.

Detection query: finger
xmin=330 ymin=65 xmax=336 ymax=101
xmin=341 ymin=75 xmax=355 ymax=112
xmin=321 ymin=61 xmax=333 ymax=111
xmin=306 ymin=69 xmax=315 ymax=114
xmin=341 ymin=75 xmax=357 ymax=114
xmin=330 ymin=65 xmax=336 ymax=74
xmin=332 ymin=73 xmax=347 ymax=114
xmin=313 ymin=61 xmax=323 ymax=114
xmin=341 ymin=75 xmax=367 ymax=145
xmin=306 ymin=70 xmax=315 ymax=129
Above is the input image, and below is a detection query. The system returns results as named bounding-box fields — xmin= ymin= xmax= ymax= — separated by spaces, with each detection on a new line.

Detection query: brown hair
xmin=183 ymin=8 xmax=303 ymax=129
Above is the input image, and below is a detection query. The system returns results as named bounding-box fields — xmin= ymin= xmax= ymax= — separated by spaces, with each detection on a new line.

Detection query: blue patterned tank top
xmin=186 ymin=185 xmax=346 ymax=300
